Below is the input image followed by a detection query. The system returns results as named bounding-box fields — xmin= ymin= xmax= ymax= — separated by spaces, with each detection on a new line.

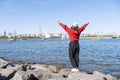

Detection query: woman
xmin=58 ymin=20 xmax=89 ymax=72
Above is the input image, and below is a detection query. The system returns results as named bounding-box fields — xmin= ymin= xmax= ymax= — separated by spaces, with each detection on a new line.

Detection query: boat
xmin=8 ymin=38 xmax=16 ymax=42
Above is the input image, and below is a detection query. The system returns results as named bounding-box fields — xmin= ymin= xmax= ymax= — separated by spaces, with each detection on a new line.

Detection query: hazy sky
xmin=0 ymin=0 xmax=120 ymax=34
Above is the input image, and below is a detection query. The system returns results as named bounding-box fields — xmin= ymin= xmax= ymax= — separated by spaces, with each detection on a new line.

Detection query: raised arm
xmin=78 ymin=22 xmax=89 ymax=33
xmin=57 ymin=20 xmax=70 ymax=32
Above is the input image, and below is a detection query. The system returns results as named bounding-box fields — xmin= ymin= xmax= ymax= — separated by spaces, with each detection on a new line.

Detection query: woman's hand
xmin=57 ymin=20 xmax=61 ymax=24
xmin=86 ymin=22 xmax=89 ymax=25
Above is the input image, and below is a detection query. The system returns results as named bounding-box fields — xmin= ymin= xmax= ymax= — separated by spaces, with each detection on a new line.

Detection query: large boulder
xmin=93 ymin=71 xmax=118 ymax=80
xmin=67 ymin=71 xmax=118 ymax=80
xmin=0 ymin=68 xmax=15 ymax=77
xmin=11 ymin=71 xmax=28 ymax=80
xmin=67 ymin=72 xmax=102 ymax=80
xmin=0 ymin=58 xmax=8 ymax=68
xmin=31 ymin=64 xmax=49 ymax=71
xmin=48 ymin=65 xmax=61 ymax=73
xmin=10 ymin=72 xmax=22 ymax=80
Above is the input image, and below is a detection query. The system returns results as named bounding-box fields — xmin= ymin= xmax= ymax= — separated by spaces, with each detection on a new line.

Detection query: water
xmin=0 ymin=38 xmax=120 ymax=76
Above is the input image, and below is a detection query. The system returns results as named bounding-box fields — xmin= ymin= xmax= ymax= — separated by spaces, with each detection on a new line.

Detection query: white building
xmin=45 ymin=32 xmax=51 ymax=38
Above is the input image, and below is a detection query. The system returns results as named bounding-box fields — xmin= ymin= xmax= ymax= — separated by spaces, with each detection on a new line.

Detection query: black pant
xmin=69 ymin=42 xmax=79 ymax=68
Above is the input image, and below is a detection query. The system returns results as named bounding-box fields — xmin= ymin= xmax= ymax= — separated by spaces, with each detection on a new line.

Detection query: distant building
xmin=0 ymin=31 xmax=7 ymax=37
xmin=4 ymin=31 xmax=6 ymax=37
xmin=45 ymin=32 xmax=51 ymax=38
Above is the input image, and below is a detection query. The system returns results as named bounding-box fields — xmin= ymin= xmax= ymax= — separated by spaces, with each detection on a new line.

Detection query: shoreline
xmin=0 ymin=36 xmax=119 ymax=40
xmin=0 ymin=57 xmax=119 ymax=80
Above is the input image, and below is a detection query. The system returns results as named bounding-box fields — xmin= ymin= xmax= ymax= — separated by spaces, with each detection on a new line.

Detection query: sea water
xmin=0 ymin=38 xmax=120 ymax=76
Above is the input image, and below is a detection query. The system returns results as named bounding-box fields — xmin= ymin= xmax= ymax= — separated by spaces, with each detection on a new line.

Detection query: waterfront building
xmin=45 ymin=32 xmax=51 ymax=38
xmin=4 ymin=31 xmax=7 ymax=37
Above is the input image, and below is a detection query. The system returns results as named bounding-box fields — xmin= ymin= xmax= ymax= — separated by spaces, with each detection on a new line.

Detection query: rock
xmin=59 ymin=68 xmax=71 ymax=74
xmin=67 ymin=72 xmax=100 ymax=80
xmin=0 ymin=58 xmax=118 ymax=80
xmin=28 ymin=74 xmax=39 ymax=80
xmin=10 ymin=72 xmax=23 ymax=80
xmin=17 ymin=64 xmax=31 ymax=72
xmin=48 ymin=65 xmax=61 ymax=73
xmin=21 ymin=64 xmax=27 ymax=71
xmin=67 ymin=71 xmax=118 ymax=80
xmin=48 ymin=78 xmax=68 ymax=80
xmin=0 ymin=58 xmax=8 ymax=68
xmin=27 ymin=69 xmax=63 ymax=80
xmin=0 ymin=68 xmax=15 ymax=77
xmin=93 ymin=71 xmax=118 ymax=80
xmin=62 ymin=74 xmax=68 ymax=78
xmin=0 ymin=74 xmax=7 ymax=80
xmin=6 ymin=70 xmax=17 ymax=80
xmin=31 ymin=64 xmax=49 ymax=71
xmin=2 ymin=63 xmax=15 ymax=69
xmin=40 ymin=72 xmax=53 ymax=80
xmin=11 ymin=70 xmax=32 ymax=80
xmin=59 ymin=68 xmax=71 ymax=78
xmin=28 ymin=69 xmax=54 ymax=80
xmin=103 ymin=77 xmax=107 ymax=80
xmin=11 ymin=64 xmax=22 ymax=71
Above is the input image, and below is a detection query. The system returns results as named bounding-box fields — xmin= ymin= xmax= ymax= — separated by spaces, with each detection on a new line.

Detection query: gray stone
xmin=48 ymin=78 xmax=68 ymax=80
xmin=68 ymin=72 xmax=105 ymax=80
xmin=10 ymin=72 xmax=23 ymax=80
xmin=0 ymin=68 xmax=15 ymax=77
xmin=59 ymin=68 xmax=71 ymax=78
xmin=0 ymin=58 xmax=118 ymax=80
xmin=2 ymin=63 xmax=15 ymax=69
xmin=0 ymin=74 xmax=7 ymax=80
xmin=31 ymin=64 xmax=49 ymax=71
xmin=6 ymin=70 xmax=17 ymax=79
xmin=48 ymin=65 xmax=61 ymax=73
xmin=0 ymin=58 xmax=8 ymax=68
xmin=28 ymin=74 xmax=39 ymax=80
xmin=93 ymin=71 xmax=118 ymax=80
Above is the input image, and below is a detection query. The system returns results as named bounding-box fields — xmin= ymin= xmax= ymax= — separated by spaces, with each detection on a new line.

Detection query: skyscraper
xmin=4 ymin=31 xmax=6 ymax=37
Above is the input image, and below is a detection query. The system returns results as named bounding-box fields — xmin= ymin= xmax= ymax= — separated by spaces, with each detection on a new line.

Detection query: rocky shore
xmin=0 ymin=57 xmax=119 ymax=80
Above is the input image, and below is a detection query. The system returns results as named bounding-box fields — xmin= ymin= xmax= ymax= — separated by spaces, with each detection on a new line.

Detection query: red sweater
xmin=59 ymin=23 xmax=88 ymax=42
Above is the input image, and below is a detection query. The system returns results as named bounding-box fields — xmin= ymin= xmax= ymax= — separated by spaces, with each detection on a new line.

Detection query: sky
xmin=0 ymin=0 xmax=120 ymax=34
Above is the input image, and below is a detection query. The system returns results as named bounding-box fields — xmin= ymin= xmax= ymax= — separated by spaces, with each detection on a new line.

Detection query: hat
xmin=72 ymin=22 xmax=78 ymax=27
